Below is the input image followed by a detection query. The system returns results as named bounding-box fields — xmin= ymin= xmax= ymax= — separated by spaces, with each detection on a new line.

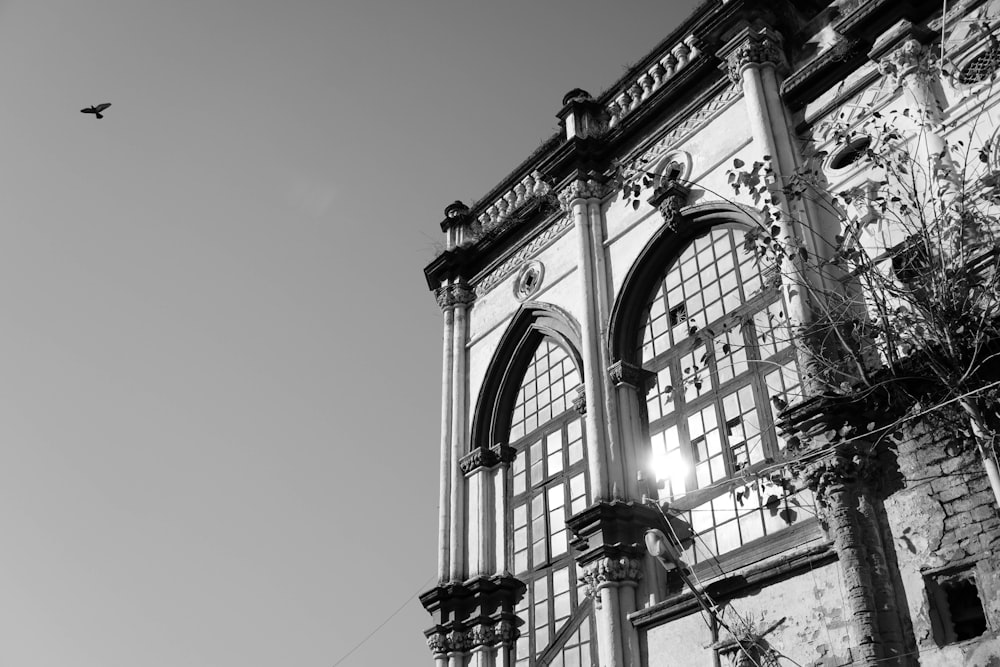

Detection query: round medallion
xmin=514 ymin=261 xmax=544 ymax=301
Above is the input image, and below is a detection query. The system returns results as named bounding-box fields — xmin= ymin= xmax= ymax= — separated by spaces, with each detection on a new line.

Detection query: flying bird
xmin=80 ymin=103 xmax=111 ymax=119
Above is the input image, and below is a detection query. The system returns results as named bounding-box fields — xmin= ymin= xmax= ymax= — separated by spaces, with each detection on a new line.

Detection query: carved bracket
xmin=647 ymin=180 xmax=691 ymax=230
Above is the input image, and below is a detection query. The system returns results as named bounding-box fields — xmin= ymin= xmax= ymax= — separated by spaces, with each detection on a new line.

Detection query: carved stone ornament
xmin=460 ymin=444 xmax=517 ymax=475
xmin=426 ymin=631 xmax=449 ymax=655
xmin=435 ymin=283 xmax=476 ymax=310
xmin=580 ymin=556 xmax=643 ymax=599
xmin=557 ymin=179 xmax=608 ymax=212
xmin=490 ymin=443 xmax=518 ymax=464
xmin=448 ymin=629 xmax=473 ymax=653
xmin=878 ymin=38 xmax=936 ymax=86
xmin=427 ymin=621 xmax=517 ymax=655
xmin=724 ymin=31 xmax=785 ymax=84
xmin=608 ymin=360 xmax=656 ymax=394
xmin=647 ymin=180 xmax=691 ymax=230
xmin=513 ymin=260 xmax=544 ymax=302
xmin=572 ymin=385 xmax=587 ymax=415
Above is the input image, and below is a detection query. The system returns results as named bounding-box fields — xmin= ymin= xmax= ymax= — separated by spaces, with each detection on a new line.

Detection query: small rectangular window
xmin=926 ymin=566 xmax=988 ymax=645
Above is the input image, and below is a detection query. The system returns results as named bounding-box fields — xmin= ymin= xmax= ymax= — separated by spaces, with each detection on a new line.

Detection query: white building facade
xmin=422 ymin=1 xmax=1000 ymax=665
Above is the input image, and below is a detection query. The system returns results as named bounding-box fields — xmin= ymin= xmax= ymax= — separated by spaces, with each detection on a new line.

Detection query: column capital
xmin=557 ymin=176 xmax=609 ymax=212
xmin=608 ymin=360 xmax=656 ymax=394
xmin=718 ymin=25 xmax=786 ymax=84
xmin=435 ymin=282 xmax=476 ymax=310
xmin=459 ymin=444 xmax=517 ymax=475
xmin=876 ymin=37 xmax=937 ymax=88
xmin=580 ymin=556 xmax=644 ymax=598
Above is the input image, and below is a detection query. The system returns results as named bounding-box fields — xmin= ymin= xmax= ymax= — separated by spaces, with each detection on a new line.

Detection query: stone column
xmin=558 ymin=178 xmax=610 ymax=501
xmin=436 ymin=281 xmax=475 ymax=582
xmin=460 ymin=445 xmax=516 ymax=578
xmin=720 ymin=25 xmax=829 ymax=391
xmin=580 ymin=556 xmax=643 ymax=667
xmin=588 ymin=197 xmax=629 ymax=500
xmin=434 ymin=284 xmax=457 ymax=583
xmin=608 ymin=361 xmax=663 ymax=607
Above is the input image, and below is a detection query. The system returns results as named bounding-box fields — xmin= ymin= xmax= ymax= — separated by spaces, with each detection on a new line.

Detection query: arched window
xmin=508 ymin=338 xmax=597 ymax=666
xmin=639 ymin=225 xmax=812 ymax=565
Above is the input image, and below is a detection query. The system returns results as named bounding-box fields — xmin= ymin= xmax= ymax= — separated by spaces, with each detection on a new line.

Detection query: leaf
xmin=778 ymin=508 xmax=797 ymax=524
xmin=733 ymin=158 xmax=745 ymax=169
xmin=632 ymin=200 xmax=640 ymax=210
xmin=764 ymin=494 xmax=781 ymax=514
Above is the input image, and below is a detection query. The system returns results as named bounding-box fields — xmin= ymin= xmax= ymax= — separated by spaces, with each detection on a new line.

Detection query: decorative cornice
xmin=474 ymin=171 xmax=553 ymax=237
xmin=720 ymin=26 xmax=786 ymax=84
xmin=421 ymin=575 xmax=526 ymax=656
xmin=474 ymin=215 xmax=573 ymax=297
xmin=434 ymin=283 xmax=476 ymax=310
xmin=606 ymin=30 xmax=705 ymax=128
xmin=608 ymin=360 xmax=656 ymax=394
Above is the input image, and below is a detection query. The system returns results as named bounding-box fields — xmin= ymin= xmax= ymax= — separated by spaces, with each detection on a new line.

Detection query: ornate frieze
xmin=580 ymin=556 xmax=644 ymax=599
xmin=608 ymin=360 xmax=656 ymax=394
xmin=459 ymin=444 xmax=516 ymax=475
xmin=434 ymin=283 xmax=476 ymax=310
xmin=474 ymin=215 xmax=573 ymax=297
xmin=722 ymin=28 xmax=786 ymax=83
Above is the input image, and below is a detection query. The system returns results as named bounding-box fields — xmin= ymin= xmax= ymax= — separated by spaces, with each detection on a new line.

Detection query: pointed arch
xmin=608 ymin=202 xmax=759 ymax=366
xmin=470 ymin=302 xmax=583 ymax=452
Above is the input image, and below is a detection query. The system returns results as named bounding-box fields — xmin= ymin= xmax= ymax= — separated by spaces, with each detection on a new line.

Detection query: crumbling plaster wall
xmin=643 ymin=560 xmax=854 ymax=667
xmin=882 ymin=424 xmax=1000 ymax=666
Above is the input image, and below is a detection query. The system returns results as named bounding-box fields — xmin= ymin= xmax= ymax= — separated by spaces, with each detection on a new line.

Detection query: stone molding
xmin=434 ymin=282 xmax=476 ymax=310
xmin=630 ymin=83 xmax=741 ymax=179
xmin=580 ymin=556 xmax=643 ymax=599
xmin=608 ymin=360 xmax=656 ymax=394
xmin=474 ymin=215 xmax=573 ymax=297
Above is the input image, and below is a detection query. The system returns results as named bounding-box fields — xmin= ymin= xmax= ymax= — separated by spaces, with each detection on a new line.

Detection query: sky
xmin=0 ymin=1 xmax=700 ymax=665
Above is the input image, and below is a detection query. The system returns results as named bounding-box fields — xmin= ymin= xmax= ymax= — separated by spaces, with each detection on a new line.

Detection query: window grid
xmin=641 ymin=226 xmax=808 ymax=564
xmin=509 ymin=340 xmax=595 ymax=666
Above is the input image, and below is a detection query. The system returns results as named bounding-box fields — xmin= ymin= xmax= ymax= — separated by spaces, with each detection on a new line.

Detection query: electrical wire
xmin=330 ymin=574 xmax=437 ymax=667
